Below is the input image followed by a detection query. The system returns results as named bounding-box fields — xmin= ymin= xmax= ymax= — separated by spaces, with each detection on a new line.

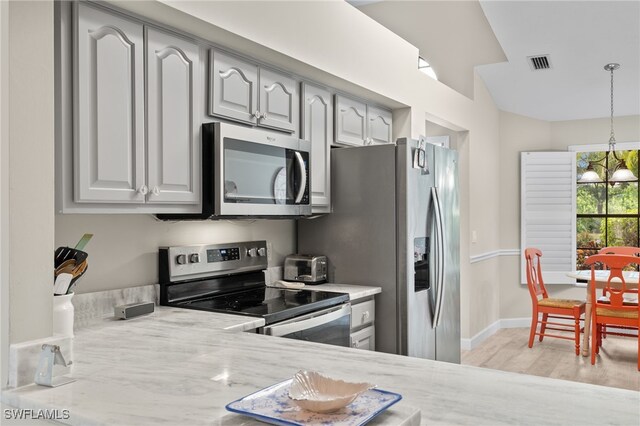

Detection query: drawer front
xmin=351 ymin=326 xmax=375 ymax=351
xmin=351 ymin=299 xmax=375 ymax=329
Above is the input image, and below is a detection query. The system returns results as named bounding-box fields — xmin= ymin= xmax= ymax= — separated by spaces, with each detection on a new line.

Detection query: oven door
xmin=214 ymin=122 xmax=311 ymax=217
xmin=263 ymin=304 xmax=351 ymax=347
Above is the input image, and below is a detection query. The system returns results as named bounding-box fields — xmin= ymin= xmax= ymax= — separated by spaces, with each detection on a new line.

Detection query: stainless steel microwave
xmin=207 ymin=122 xmax=313 ymax=218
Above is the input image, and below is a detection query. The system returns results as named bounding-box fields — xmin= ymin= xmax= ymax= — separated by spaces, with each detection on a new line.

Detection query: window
xmin=576 ymin=149 xmax=639 ymax=269
xmin=418 ymin=56 xmax=437 ymax=80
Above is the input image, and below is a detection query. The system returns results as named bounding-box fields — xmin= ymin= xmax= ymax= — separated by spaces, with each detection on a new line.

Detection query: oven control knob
xmin=189 ymin=253 xmax=200 ymax=263
xmin=176 ymin=254 xmax=187 ymax=265
xmin=257 ymin=247 xmax=266 ymax=257
xmin=247 ymin=248 xmax=258 ymax=257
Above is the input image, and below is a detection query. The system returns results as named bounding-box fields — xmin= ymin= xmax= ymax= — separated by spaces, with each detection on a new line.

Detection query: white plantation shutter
xmin=521 ymin=152 xmax=576 ymax=284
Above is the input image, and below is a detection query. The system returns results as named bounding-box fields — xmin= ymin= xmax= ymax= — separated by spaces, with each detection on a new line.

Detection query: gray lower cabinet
xmin=75 ymin=3 xmax=146 ymax=203
xmin=146 ymin=28 xmax=200 ymax=205
xmin=350 ymin=298 xmax=376 ymax=351
xmin=70 ymin=3 xmax=201 ymax=212
xmin=301 ymin=83 xmax=332 ymax=213
xmin=335 ymin=95 xmax=393 ymax=146
xmin=209 ymin=49 xmax=298 ymax=133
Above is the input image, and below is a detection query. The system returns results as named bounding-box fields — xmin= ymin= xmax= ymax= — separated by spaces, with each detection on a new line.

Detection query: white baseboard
xmin=461 ymin=320 xmax=501 ymax=351
xmin=461 ymin=317 xmax=532 ymax=351
xmin=461 ymin=316 xmax=638 ymax=351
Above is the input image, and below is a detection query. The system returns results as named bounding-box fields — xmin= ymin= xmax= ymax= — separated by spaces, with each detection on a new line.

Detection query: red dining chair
xmin=525 ymin=248 xmax=586 ymax=355
xmin=598 ymin=247 xmax=640 ymax=256
xmin=596 ymin=247 xmax=640 ymax=339
xmin=584 ymin=254 xmax=640 ymax=370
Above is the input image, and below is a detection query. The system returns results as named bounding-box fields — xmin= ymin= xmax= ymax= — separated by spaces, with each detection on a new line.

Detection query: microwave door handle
xmin=263 ymin=304 xmax=349 ymax=337
xmin=294 ymin=151 xmax=307 ymax=204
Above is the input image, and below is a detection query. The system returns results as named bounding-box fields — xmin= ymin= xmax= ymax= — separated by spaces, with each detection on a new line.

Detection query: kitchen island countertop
xmin=2 ymin=307 xmax=638 ymax=425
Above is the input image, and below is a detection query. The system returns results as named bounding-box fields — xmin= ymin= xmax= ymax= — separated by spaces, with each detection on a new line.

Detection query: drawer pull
xmin=362 ymin=311 xmax=370 ymax=321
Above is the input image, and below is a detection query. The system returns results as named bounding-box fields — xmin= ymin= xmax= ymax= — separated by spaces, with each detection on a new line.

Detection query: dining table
xmin=566 ymin=270 xmax=639 ymax=357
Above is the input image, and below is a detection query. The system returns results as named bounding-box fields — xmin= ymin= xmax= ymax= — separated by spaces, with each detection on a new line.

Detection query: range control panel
xmin=163 ymin=241 xmax=268 ymax=281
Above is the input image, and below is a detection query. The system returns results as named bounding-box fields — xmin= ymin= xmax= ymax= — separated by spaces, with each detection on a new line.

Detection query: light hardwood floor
xmin=462 ymin=328 xmax=639 ymax=391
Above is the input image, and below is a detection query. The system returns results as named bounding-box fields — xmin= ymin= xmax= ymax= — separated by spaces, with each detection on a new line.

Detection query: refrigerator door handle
xmin=431 ymin=186 xmax=446 ymax=328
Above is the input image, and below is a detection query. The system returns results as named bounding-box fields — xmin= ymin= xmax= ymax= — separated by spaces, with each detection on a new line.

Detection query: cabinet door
xmin=258 ymin=68 xmax=298 ymax=133
xmin=209 ymin=50 xmax=258 ymax=125
xmin=301 ymin=83 xmax=332 ymax=212
xmin=367 ymin=105 xmax=393 ymax=145
xmin=334 ymin=95 xmax=366 ymax=146
xmin=351 ymin=326 xmax=375 ymax=351
xmin=146 ymin=28 xmax=200 ymax=205
xmin=75 ymin=3 xmax=145 ymax=203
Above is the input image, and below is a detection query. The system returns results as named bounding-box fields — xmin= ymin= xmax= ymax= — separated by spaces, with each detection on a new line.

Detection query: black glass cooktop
xmin=175 ymin=286 xmax=349 ymax=325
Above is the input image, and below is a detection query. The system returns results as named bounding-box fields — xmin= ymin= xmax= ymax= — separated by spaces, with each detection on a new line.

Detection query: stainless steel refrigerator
xmin=298 ymin=138 xmax=460 ymax=363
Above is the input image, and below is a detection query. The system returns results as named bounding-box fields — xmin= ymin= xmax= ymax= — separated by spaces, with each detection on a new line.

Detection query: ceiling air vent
xmin=527 ymin=55 xmax=552 ymax=71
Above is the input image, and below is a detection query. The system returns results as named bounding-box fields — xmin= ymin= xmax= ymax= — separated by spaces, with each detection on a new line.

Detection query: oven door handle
xmin=263 ymin=304 xmax=350 ymax=337
xmin=294 ymin=151 xmax=307 ymax=204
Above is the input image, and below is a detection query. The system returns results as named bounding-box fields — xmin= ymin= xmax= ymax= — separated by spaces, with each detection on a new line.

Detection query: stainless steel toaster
xmin=283 ymin=255 xmax=327 ymax=284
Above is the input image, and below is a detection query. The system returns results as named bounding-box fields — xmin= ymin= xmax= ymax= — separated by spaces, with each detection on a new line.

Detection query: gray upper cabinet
xmin=209 ymin=49 xmax=298 ymax=133
xmin=335 ymin=95 xmax=367 ymax=146
xmin=259 ymin=68 xmax=298 ymax=133
xmin=146 ymin=28 xmax=200 ymax=205
xmin=301 ymin=83 xmax=332 ymax=213
xmin=367 ymin=105 xmax=393 ymax=145
xmin=334 ymin=94 xmax=393 ymax=146
xmin=75 ymin=3 xmax=145 ymax=203
xmin=209 ymin=50 xmax=258 ymax=126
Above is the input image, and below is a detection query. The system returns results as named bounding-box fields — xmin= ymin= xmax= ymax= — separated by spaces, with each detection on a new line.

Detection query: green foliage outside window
xmin=576 ymin=150 xmax=639 ymax=270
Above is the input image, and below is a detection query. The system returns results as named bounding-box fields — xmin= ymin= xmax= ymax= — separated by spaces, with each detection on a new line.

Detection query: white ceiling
xmin=355 ymin=1 xmax=507 ymax=99
xmin=476 ymin=0 xmax=640 ymax=122
xmin=352 ymin=1 xmax=640 ymax=122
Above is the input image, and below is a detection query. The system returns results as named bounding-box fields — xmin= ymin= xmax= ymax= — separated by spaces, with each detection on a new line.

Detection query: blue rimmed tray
xmin=226 ymin=379 xmax=402 ymax=426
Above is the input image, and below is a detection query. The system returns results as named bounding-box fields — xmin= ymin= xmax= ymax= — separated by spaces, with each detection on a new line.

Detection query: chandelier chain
xmin=610 ymin=65 xmax=615 ymax=146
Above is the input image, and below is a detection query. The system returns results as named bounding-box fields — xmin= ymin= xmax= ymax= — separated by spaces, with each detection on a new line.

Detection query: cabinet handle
xmin=152 ymin=186 xmax=160 ymax=196
xmin=261 ymin=112 xmax=268 ymax=120
xmin=352 ymin=341 xmax=359 ymax=348
xmin=253 ymin=111 xmax=261 ymax=119
xmin=137 ymin=185 xmax=148 ymax=195
xmin=362 ymin=311 xmax=370 ymax=321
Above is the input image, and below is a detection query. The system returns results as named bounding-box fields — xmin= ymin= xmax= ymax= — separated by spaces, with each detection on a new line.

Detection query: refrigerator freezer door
xmin=433 ymin=145 xmax=461 ymax=364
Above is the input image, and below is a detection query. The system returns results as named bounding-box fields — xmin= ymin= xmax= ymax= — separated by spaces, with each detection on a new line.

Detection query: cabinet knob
xmin=253 ymin=111 xmax=261 ymax=119
xmin=353 ymin=341 xmax=359 ymax=348
xmin=362 ymin=311 xmax=370 ymax=321
xmin=137 ymin=185 xmax=148 ymax=195
xmin=152 ymin=186 xmax=160 ymax=196
xmin=261 ymin=112 xmax=268 ymax=120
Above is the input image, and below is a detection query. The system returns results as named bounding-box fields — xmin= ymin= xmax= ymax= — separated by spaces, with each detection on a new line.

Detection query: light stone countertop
xmin=301 ymin=283 xmax=381 ymax=301
xmin=2 ymin=307 xmax=639 ymax=426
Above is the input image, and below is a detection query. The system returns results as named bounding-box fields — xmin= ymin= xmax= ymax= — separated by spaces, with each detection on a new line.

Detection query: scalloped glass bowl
xmin=288 ymin=370 xmax=375 ymax=414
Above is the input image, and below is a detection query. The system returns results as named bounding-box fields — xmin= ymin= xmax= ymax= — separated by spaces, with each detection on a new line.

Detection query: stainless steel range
xmin=159 ymin=241 xmax=351 ymax=347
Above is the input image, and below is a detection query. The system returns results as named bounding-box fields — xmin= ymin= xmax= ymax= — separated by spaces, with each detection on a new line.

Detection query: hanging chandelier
xmin=578 ymin=63 xmax=637 ymax=184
